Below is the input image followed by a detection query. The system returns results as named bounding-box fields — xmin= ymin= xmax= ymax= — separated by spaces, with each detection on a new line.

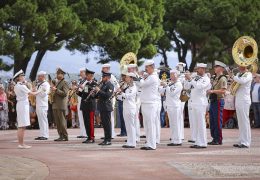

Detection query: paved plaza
xmin=0 ymin=128 xmax=260 ymax=180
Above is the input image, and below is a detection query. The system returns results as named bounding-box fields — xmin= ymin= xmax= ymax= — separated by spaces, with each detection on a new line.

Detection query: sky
xmin=0 ymin=47 xmax=191 ymax=78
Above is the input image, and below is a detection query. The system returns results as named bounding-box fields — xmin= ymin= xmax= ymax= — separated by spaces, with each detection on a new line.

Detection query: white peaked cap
xmin=170 ymin=68 xmax=180 ymax=75
xmin=37 ymin=71 xmax=47 ymax=75
xmin=102 ymin=64 xmax=111 ymax=68
xmin=126 ymin=72 xmax=136 ymax=78
xmin=177 ymin=62 xmax=186 ymax=67
xmin=144 ymin=60 xmax=154 ymax=66
xmin=127 ymin=64 xmax=137 ymax=68
xmin=196 ymin=63 xmax=207 ymax=68
xmin=13 ymin=70 xmax=24 ymax=79
xmin=214 ymin=60 xmax=226 ymax=68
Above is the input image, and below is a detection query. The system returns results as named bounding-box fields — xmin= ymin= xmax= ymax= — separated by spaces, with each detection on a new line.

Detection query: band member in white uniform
xmin=127 ymin=64 xmax=141 ymax=142
xmin=155 ymin=69 xmax=162 ymax=144
xmin=176 ymin=62 xmax=186 ymax=140
xmin=101 ymin=64 xmax=120 ymax=138
xmin=140 ymin=60 xmax=160 ymax=150
xmin=184 ymin=63 xmax=211 ymax=149
xmin=117 ymin=72 xmax=137 ymax=148
xmin=231 ymin=66 xmax=252 ymax=148
xmin=13 ymin=70 xmax=37 ymax=149
xmin=34 ymin=71 xmax=50 ymax=140
xmin=160 ymin=69 xmax=183 ymax=146
xmin=77 ymin=68 xmax=87 ymax=138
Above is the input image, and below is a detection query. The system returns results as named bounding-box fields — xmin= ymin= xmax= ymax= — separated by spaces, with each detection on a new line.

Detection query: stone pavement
xmin=0 ymin=128 xmax=260 ymax=180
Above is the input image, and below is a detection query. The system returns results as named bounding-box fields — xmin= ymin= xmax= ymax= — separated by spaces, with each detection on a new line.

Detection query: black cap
xmin=102 ymin=72 xmax=111 ymax=77
xmin=85 ymin=69 xmax=95 ymax=74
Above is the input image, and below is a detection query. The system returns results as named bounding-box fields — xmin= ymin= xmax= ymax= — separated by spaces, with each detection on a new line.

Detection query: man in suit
xmin=51 ymin=68 xmax=70 ymax=141
xmin=95 ymin=72 xmax=114 ymax=145
xmin=77 ymin=69 xmax=97 ymax=143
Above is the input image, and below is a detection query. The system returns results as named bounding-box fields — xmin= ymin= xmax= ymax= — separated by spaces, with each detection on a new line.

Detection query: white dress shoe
xmin=18 ymin=145 xmax=32 ymax=149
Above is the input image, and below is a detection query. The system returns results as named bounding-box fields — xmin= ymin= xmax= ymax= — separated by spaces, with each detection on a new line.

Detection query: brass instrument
xmin=230 ymin=36 xmax=258 ymax=95
xmin=120 ymin=52 xmax=137 ymax=74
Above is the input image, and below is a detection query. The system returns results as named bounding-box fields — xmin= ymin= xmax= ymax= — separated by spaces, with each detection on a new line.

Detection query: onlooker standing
xmin=251 ymin=74 xmax=260 ymax=128
xmin=7 ymin=82 xmax=17 ymax=129
xmin=0 ymin=84 xmax=9 ymax=130
xmin=68 ymin=80 xmax=79 ymax=128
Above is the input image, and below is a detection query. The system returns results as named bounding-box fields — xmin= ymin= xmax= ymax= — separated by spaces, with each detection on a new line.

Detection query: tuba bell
xmin=120 ymin=52 xmax=137 ymax=74
xmin=230 ymin=36 xmax=258 ymax=95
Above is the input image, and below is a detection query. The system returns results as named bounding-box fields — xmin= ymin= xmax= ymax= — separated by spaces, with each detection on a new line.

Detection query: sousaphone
xmin=120 ymin=52 xmax=137 ymax=74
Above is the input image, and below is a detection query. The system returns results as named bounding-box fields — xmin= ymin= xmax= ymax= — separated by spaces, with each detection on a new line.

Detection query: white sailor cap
xmin=127 ymin=64 xmax=137 ymax=68
xmin=102 ymin=64 xmax=111 ymax=68
xmin=121 ymin=69 xmax=128 ymax=75
xmin=126 ymin=72 xmax=136 ymax=78
xmin=177 ymin=62 xmax=186 ymax=67
xmin=13 ymin=70 xmax=25 ymax=79
xmin=170 ymin=68 xmax=180 ymax=75
xmin=196 ymin=63 xmax=207 ymax=68
xmin=214 ymin=60 xmax=226 ymax=68
xmin=144 ymin=60 xmax=154 ymax=66
xmin=79 ymin=67 xmax=85 ymax=72
xmin=37 ymin=71 xmax=47 ymax=76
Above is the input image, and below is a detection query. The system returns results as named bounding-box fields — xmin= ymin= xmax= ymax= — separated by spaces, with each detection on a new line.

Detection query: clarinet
xmin=84 ymin=81 xmax=102 ymax=101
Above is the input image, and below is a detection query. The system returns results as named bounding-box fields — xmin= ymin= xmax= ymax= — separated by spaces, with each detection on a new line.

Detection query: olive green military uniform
xmin=52 ymin=79 xmax=69 ymax=140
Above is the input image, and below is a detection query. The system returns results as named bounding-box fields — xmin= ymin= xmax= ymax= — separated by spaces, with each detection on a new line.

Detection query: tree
xmin=0 ymin=0 xmax=81 ymax=80
xmin=67 ymin=0 xmax=165 ymax=63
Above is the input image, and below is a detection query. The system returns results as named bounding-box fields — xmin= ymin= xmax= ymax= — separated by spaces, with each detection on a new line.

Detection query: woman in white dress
xmin=13 ymin=70 xmax=37 ymax=149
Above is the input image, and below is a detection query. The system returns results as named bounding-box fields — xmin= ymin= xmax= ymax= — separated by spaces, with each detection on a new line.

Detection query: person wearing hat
xmin=77 ymin=69 xmax=97 ymax=143
xmin=52 ymin=67 xmax=70 ymax=141
xmin=101 ymin=64 xmax=119 ymax=138
xmin=231 ymin=65 xmax=253 ymax=148
xmin=95 ymin=72 xmax=114 ymax=145
xmin=34 ymin=71 xmax=50 ymax=140
xmin=13 ymin=70 xmax=38 ymax=149
xmin=184 ymin=63 xmax=211 ymax=149
xmin=206 ymin=61 xmax=227 ymax=145
xmin=76 ymin=68 xmax=87 ymax=138
xmin=127 ymin=64 xmax=141 ymax=142
xmin=117 ymin=72 xmax=137 ymax=148
xmin=139 ymin=60 xmax=160 ymax=150
xmin=251 ymin=73 xmax=260 ymax=128
xmin=160 ymin=69 xmax=183 ymax=146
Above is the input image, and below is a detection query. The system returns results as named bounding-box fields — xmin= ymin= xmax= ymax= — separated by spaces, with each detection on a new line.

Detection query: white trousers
xmin=180 ymin=102 xmax=185 ymax=139
xmin=191 ymin=104 xmax=207 ymax=147
xmin=188 ymin=102 xmax=196 ymax=141
xmin=77 ymin=98 xmax=86 ymax=136
xmin=111 ymin=98 xmax=116 ymax=138
xmin=235 ymin=100 xmax=251 ymax=147
xmin=167 ymin=105 xmax=182 ymax=144
xmin=36 ymin=106 xmax=49 ymax=138
xmin=142 ymin=103 xmax=158 ymax=149
xmin=155 ymin=101 xmax=161 ymax=143
xmin=135 ymin=99 xmax=141 ymax=142
xmin=123 ymin=108 xmax=137 ymax=147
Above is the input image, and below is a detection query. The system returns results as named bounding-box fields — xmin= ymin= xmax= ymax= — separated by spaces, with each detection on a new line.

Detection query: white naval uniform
xmin=110 ymin=74 xmax=120 ymax=138
xmin=184 ymin=75 xmax=211 ymax=147
xmin=14 ymin=82 xmax=31 ymax=127
xmin=36 ymin=81 xmax=50 ymax=138
xmin=77 ymin=79 xmax=87 ymax=137
xmin=160 ymin=80 xmax=183 ymax=144
xmin=179 ymin=74 xmax=186 ymax=140
xmin=140 ymin=72 xmax=160 ymax=149
xmin=233 ymin=72 xmax=252 ymax=147
xmin=117 ymin=84 xmax=137 ymax=147
xmin=155 ymin=77 xmax=161 ymax=144
xmin=134 ymin=73 xmax=141 ymax=142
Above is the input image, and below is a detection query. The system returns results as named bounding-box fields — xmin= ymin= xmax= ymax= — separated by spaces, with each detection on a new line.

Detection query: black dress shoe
xmin=233 ymin=144 xmax=240 ymax=147
xmin=145 ymin=147 xmax=155 ymax=150
xmin=140 ymin=146 xmax=147 ymax=150
xmin=195 ymin=146 xmax=207 ymax=149
xmin=62 ymin=138 xmax=68 ymax=141
xmin=167 ymin=143 xmax=182 ymax=146
xmin=39 ymin=137 xmax=48 ymax=140
xmin=35 ymin=137 xmax=42 ymax=140
xmin=86 ymin=139 xmax=95 ymax=143
xmin=190 ymin=145 xmax=198 ymax=148
xmin=140 ymin=135 xmax=146 ymax=138
xmin=102 ymin=141 xmax=111 ymax=145
xmin=208 ymin=141 xmax=219 ymax=145
xmin=238 ymin=144 xmax=249 ymax=148
xmin=188 ymin=140 xmax=195 ymax=143
xmin=77 ymin=136 xmax=86 ymax=138
xmin=122 ymin=145 xmax=135 ymax=148
xmin=82 ymin=140 xmax=88 ymax=143
xmin=117 ymin=134 xmax=127 ymax=137
xmin=54 ymin=138 xmax=63 ymax=141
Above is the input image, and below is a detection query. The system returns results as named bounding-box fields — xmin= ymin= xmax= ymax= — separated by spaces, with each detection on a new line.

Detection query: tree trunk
xmin=14 ymin=56 xmax=31 ymax=75
xmin=29 ymin=49 xmax=47 ymax=81
xmin=189 ymin=43 xmax=197 ymax=71
xmin=161 ymin=49 xmax=169 ymax=67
